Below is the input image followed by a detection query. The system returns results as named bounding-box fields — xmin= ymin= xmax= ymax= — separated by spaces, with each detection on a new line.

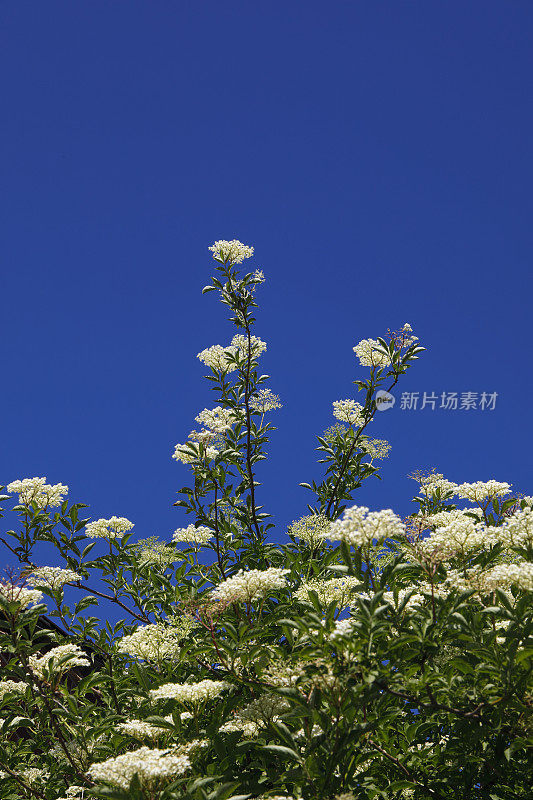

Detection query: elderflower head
xmin=294 ymin=576 xmax=363 ymax=609
xmin=332 ymin=399 xmax=366 ymax=426
xmin=455 ymin=480 xmax=511 ymax=503
xmin=117 ymin=622 xmax=192 ymax=661
xmin=88 ymin=746 xmax=190 ymax=790
xmin=173 ymin=524 xmax=213 ymax=545
xmin=208 ymin=239 xmax=254 ymax=264
xmin=418 ymin=518 xmax=496 ymax=557
xmin=482 ymin=563 xmax=533 ymax=592
xmin=133 ymin=538 xmax=178 ymax=568
xmin=0 ymin=582 xmax=43 ymax=609
xmin=288 ymin=514 xmax=331 ymax=547
xmin=211 ymin=567 xmax=290 ymax=603
xmin=326 ymin=505 xmax=405 ymax=549
xmin=250 ymin=388 xmax=282 ymax=413
xmin=149 ymin=679 xmax=232 ymax=704
xmin=353 ymin=338 xmax=392 ymax=368
xmin=29 ymin=644 xmax=90 ymax=678
xmin=7 ymin=477 xmax=68 ymax=508
xmin=0 ymin=679 xmax=27 ymax=699
xmin=195 ymin=406 xmax=237 ymax=432
xmin=197 ymin=343 xmax=239 ymax=373
xmin=231 ymin=333 xmax=267 ymax=359
xmin=172 ymin=441 xmax=219 ymax=464
xmin=117 ymin=717 xmax=173 ymax=741
xmin=412 ymin=471 xmax=458 ymax=497
xmin=27 ymin=567 xmax=81 ymax=590
xmin=491 ymin=507 xmax=533 ymax=549
xmin=85 ymin=516 xmax=134 ymax=539
xmin=360 ymin=437 xmax=391 ymax=460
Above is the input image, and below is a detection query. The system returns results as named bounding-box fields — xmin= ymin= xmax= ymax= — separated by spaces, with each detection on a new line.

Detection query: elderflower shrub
xmin=0 ymin=240 xmax=531 ymax=800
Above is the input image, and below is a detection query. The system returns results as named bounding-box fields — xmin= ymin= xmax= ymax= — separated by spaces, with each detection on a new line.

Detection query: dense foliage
xmin=1 ymin=240 xmax=531 ymax=800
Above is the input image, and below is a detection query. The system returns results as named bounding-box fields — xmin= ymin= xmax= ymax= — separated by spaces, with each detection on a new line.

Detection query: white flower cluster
xmin=360 ymin=437 xmax=391 ymax=460
xmin=29 ymin=644 xmax=90 ymax=678
xmin=456 ymin=481 xmax=511 ymax=503
xmin=482 ymin=563 xmax=533 ymax=592
xmin=117 ymin=622 xmax=191 ymax=661
xmin=237 ymin=692 xmax=290 ymax=725
xmin=423 ymin=509 xmax=482 ymax=528
xmin=0 ymin=582 xmax=43 ymax=609
xmin=197 ymin=343 xmax=238 ymax=373
xmin=27 ymin=567 xmax=81 ymax=589
xmin=195 ymin=406 xmax=237 ymax=432
xmin=172 ymin=441 xmax=219 ymax=464
xmin=287 ymin=514 xmax=331 ymax=547
xmin=218 ymin=717 xmax=262 ymax=737
xmin=149 ymin=679 xmax=232 ymax=705
xmin=117 ymin=716 xmax=173 ymax=741
xmin=294 ymin=576 xmax=363 ymax=609
xmin=134 ymin=538 xmax=178 ymax=568
xmin=353 ymin=338 xmax=391 ymax=368
xmin=211 ymin=567 xmax=290 ymax=603
xmin=261 ymin=660 xmax=302 ymax=688
xmin=491 ymin=507 xmax=533 ymax=549
xmin=332 ymin=399 xmax=366 ymax=426
xmin=414 ymin=472 xmax=458 ymax=496
xmin=327 ymin=505 xmax=405 ymax=548
xmin=230 ymin=333 xmax=267 ymax=359
xmin=419 ymin=518 xmax=494 ymax=557
xmin=208 ymin=239 xmax=254 ymax=264
xmin=173 ymin=524 xmax=213 ymax=545
xmin=0 ymin=679 xmax=27 ymax=699
xmin=88 ymin=746 xmax=190 ymax=790
xmin=250 ymin=388 xmax=282 ymax=413
xmin=7 ymin=477 xmax=68 ymax=508
xmin=85 ymin=516 xmax=134 ymax=539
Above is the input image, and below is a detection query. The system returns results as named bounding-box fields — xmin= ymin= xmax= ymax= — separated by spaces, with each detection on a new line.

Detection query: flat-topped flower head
xmin=333 ymin=399 xmax=366 ymax=426
xmin=208 ymin=239 xmax=254 ymax=264
xmin=27 ymin=567 xmax=81 ymax=590
xmin=0 ymin=582 xmax=43 ymax=609
xmin=353 ymin=338 xmax=392 ymax=368
xmin=288 ymin=513 xmax=331 ymax=547
xmin=7 ymin=477 xmax=68 ymax=508
xmin=88 ymin=746 xmax=191 ymax=790
xmin=211 ymin=567 xmax=290 ymax=603
xmin=231 ymin=333 xmax=267 ymax=359
xmin=250 ymin=388 xmax=282 ymax=413
xmin=455 ymin=480 xmax=511 ymax=503
xmin=197 ymin=343 xmax=239 ymax=373
xmin=149 ymin=679 xmax=232 ymax=704
xmin=173 ymin=524 xmax=213 ymax=545
xmin=194 ymin=406 xmax=237 ymax=433
xmin=117 ymin=621 xmax=193 ymax=661
xmin=294 ymin=576 xmax=363 ymax=609
xmin=326 ymin=505 xmax=405 ymax=548
xmin=29 ymin=644 xmax=90 ymax=678
xmin=85 ymin=516 xmax=134 ymax=539
xmin=411 ymin=471 xmax=458 ymax=497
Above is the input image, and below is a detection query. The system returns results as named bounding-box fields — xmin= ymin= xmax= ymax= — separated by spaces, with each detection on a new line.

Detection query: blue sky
xmin=1 ymin=1 xmax=532 ymax=569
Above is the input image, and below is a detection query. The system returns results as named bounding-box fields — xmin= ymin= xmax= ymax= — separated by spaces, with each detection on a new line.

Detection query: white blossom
xmin=172 ymin=524 xmax=213 ymax=545
xmin=197 ymin=343 xmax=239 ymax=373
xmin=194 ymin=406 xmax=237 ymax=432
xmin=230 ymin=333 xmax=267 ymax=359
xmin=117 ymin=622 xmax=192 ymax=661
xmin=418 ymin=518 xmax=496 ymax=557
xmin=27 ymin=567 xmax=81 ymax=589
xmin=250 ymin=388 xmax=282 ymax=412
xmin=7 ymin=477 xmax=68 ymax=508
xmin=491 ymin=507 xmax=533 ymax=549
xmin=353 ymin=338 xmax=391 ymax=368
xmin=332 ymin=399 xmax=366 ymax=426
xmin=0 ymin=679 xmax=27 ymax=699
xmin=294 ymin=576 xmax=363 ymax=609
xmin=211 ymin=567 xmax=290 ymax=603
xmin=326 ymin=505 xmax=405 ymax=548
xmin=208 ymin=239 xmax=254 ymax=264
xmin=0 ymin=582 xmax=43 ymax=609
xmin=482 ymin=563 xmax=533 ymax=592
xmin=29 ymin=644 xmax=90 ymax=678
xmin=117 ymin=717 xmax=173 ymax=741
xmin=88 ymin=746 xmax=190 ymax=790
xmin=85 ymin=516 xmax=134 ymax=539
xmin=287 ymin=514 xmax=331 ymax=547
xmin=149 ymin=679 xmax=232 ymax=704
xmin=455 ymin=481 xmax=511 ymax=503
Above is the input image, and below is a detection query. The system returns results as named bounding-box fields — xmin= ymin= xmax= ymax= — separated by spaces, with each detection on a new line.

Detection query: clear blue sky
xmin=1 ymin=1 xmax=532 ymax=563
